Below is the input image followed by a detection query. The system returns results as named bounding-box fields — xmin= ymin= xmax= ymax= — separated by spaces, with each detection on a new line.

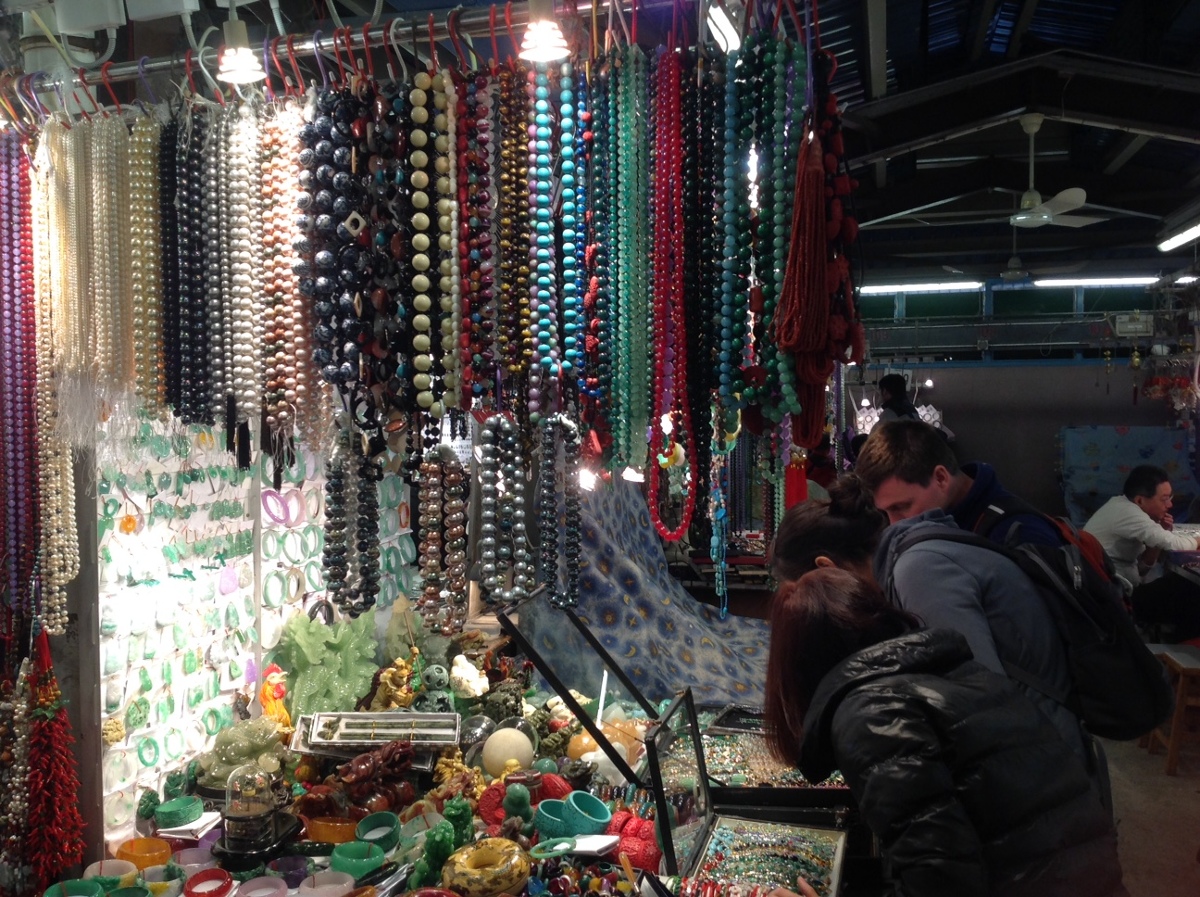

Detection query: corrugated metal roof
xmin=1025 ymin=0 xmax=1121 ymax=48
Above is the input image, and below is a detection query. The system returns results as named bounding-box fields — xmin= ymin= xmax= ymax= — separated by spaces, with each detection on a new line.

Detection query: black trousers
xmin=1130 ymin=571 xmax=1200 ymax=642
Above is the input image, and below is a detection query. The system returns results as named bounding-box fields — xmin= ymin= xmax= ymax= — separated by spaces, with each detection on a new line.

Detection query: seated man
xmin=855 ymin=418 xmax=1060 ymax=545
xmin=1084 ymin=464 xmax=1200 ymax=640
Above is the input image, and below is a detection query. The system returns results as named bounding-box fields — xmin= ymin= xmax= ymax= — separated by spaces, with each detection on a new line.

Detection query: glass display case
xmin=644 ymin=691 xmax=847 ymax=897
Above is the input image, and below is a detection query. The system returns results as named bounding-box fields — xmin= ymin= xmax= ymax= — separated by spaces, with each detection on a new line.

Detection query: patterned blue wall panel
xmin=1060 ymin=426 xmax=1198 ymax=525
xmin=521 ymin=480 xmax=770 ymax=707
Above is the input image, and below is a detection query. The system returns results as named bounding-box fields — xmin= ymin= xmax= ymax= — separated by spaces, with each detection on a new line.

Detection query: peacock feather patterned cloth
xmin=521 ymin=480 xmax=770 ymax=706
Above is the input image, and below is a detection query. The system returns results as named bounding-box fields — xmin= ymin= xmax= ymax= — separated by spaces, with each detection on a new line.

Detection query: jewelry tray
xmin=289 ymin=716 xmax=436 ymax=770
xmin=308 ymin=711 xmax=460 ymax=747
xmin=644 ymin=691 xmax=848 ymax=897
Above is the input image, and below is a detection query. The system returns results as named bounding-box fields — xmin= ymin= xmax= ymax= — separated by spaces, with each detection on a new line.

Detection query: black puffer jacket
xmin=799 ymin=629 xmax=1126 ymax=897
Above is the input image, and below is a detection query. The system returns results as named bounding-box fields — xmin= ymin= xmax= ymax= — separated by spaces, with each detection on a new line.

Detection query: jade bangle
xmin=529 ymin=837 xmax=577 ymax=860
xmin=155 ymin=796 xmax=202 ymax=829
xmin=262 ymin=531 xmax=282 ymax=561
xmin=163 ymin=728 xmax=185 ymax=761
xmin=203 ymin=709 xmax=221 ymax=736
xmin=328 ymin=843 xmax=384 ymax=880
xmin=137 ymin=736 xmax=160 ymax=767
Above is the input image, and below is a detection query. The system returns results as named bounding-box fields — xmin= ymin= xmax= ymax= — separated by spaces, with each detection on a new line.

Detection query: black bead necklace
xmin=538 ymin=413 xmax=582 ymax=608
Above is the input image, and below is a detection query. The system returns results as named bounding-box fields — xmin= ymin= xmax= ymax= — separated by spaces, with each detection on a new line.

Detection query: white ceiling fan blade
xmin=1050 ymin=214 xmax=1106 ymax=228
xmin=1011 ymin=213 xmax=1050 ymax=228
xmin=1039 ymin=187 xmax=1087 ymax=217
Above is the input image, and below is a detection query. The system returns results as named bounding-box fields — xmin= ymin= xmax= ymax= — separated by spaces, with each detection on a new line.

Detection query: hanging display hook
xmin=137 ymin=56 xmax=159 ymax=105
xmin=447 ymin=7 xmax=468 ymax=71
xmin=504 ymin=1 xmax=518 ymax=63
xmin=361 ymin=23 xmax=377 ymax=80
xmin=427 ymin=13 xmax=439 ymax=72
xmin=311 ymin=30 xmax=330 ymax=89
xmin=285 ymin=34 xmax=306 ymax=92
xmin=381 ymin=18 xmax=399 ymax=81
xmin=76 ymin=68 xmax=106 ymax=117
xmin=330 ymin=27 xmax=349 ymax=85
xmin=488 ymin=5 xmax=500 ymax=73
xmin=270 ymin=37 xmax=293 ymax=97
xmin=387 ymin=18 xmax=409 ymax=84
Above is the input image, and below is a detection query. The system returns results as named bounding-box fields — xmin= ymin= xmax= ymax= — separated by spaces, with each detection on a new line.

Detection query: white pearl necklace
xmin=227 ymin=102 xmax=263 ymax=424
xmin=130 ymin=114 xmax=165 ymax=415
xmin=410 ymin=71 xmax=438 ymax=415
xmin=0 ymin=660 xmax=31 ymax=861
xmin=31 ymin=134 xmax=78 ymax=635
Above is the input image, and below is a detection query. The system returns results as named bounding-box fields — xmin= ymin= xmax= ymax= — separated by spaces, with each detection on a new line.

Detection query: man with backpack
xmin=855 ymin=418 xmax=1060 ymax=546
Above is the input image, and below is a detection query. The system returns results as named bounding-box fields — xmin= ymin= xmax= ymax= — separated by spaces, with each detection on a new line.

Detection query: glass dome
xmin=223 ymin=762 xmax=275 ymax=848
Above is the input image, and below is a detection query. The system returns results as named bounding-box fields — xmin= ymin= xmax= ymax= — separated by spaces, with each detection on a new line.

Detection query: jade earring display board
xmin=497 ymin=587 xmax=655 ymax=788
xmin=646 ymin=690 xmax=846 ymax=897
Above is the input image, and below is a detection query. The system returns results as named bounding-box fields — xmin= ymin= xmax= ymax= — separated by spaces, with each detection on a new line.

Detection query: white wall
xmin=877 ymin=362 xmax=1182 ymax=515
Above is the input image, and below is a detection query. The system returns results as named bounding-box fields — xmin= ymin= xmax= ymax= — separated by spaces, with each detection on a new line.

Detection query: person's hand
xmin=1163 ymin=512 xmax=1175 ymax=531
xmin=765 ymin=878 xmax=819 ymax=897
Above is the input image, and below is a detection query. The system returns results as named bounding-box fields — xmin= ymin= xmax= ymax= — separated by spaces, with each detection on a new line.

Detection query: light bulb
xmin=924 ymin=378 xmax=934 ymax=388
xmin=217 ymin=17 xmax=266 ymax=84
xmin=520 ymin=0 xmax=570 ymax=62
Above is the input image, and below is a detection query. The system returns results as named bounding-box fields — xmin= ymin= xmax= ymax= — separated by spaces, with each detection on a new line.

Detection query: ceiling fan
xmin=1009 ymin=113 xmax=1107 ymax=229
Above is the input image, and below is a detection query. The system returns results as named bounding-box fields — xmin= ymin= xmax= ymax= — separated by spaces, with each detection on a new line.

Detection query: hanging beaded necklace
xmin=1 ymin=132 xmax=39 ymax=623
xmin=528 ymin=61 xmax=560 ymax=423
xmin=715 ymin=49 xmax=750 ymax=429
xmin=405 ymin=70 xmax=442 ymax=415
xmin=159 ymin=117 xmax=181 ymax=416
xmin=647 ymin=47 xmax=698 ymax=541
xmin=176 ymin=103 xmax=213 ymax=425
xmin=262 ymin=104 xmax=300 ymax=446
xmin=559 ymin=62 xmax=582 ymax=390
xmin=129 ymin=114 xmax=164 ymax=415
xmin=477 ymin=414 xmax=534 ymax=605
xmin=496 ymin=62 xmax=532 ymax=386
xmin=456 ymin=70 xmax=498 ymax=408
xmin=322 ymin=433 xmax=351 ymax=612
xmin=435 ymin=71 xmax=461 ymax=418
xmin=584 ymin=61 xmax=613 ymax=454
xmin=205 ymin=106 xmax=230 ymax=425
xmin=31 ymin=129 xmax=77 ymax=635
xmin=538 ymin=413 xmax=582 ymax=608
xmin=613 ymin=46 xmax=651 ymax=471
xmin=227 ymin=101 xmax=264 ymax=426
xmin=89 ymin=114 xmax=134 ymax=407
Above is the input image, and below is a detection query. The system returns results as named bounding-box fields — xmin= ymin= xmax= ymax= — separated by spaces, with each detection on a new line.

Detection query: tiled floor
xmin=1106 ymin=736 xmax=1200 ymax=896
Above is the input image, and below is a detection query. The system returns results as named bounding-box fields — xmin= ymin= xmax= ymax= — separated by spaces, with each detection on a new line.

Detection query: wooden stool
xmin=1143 ymin=644 xmax=1200 ymax=775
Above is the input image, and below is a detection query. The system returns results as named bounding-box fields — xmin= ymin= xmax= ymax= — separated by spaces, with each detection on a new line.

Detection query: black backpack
xmin=891 ymin=520 xmax=1174 ymax=741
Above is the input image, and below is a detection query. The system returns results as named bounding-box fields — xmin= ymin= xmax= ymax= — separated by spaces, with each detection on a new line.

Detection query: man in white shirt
xmin=1084 ymin=465 xmax=1200 ymax=640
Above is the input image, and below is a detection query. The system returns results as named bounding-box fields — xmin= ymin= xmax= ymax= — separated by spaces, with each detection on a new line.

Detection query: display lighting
xmin=859 ymin=281 xmax=983 ymax=295
xmin=1158 ymin=221 xmax=1200 ymax=253
xmin=1178 ymin=276 xmax=1197 ymax=285
xmin=217 ymin=13 xmax=266 ymax=84
xmin=860 ymin=397 xmax=870 ymax=407
xmin=579 ymin=468 xmax=599 ymax=492
xmin=519 ymin=0 xmax=570 ymax=62
xmin=707 ymin=0 xmax=742 ymax=53
xmin=1031 ymin=277 xmax=1158 ymax=288
xmin=621 ymin=466 xmax=645 ymax=483
xmin=924 ymin=378 xmax=934 ymax=388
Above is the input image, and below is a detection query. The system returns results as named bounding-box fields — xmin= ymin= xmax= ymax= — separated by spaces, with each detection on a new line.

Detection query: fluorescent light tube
xmin=1159 ymin=221 xmax=1200 ymax=253
xmin=859 ymin=281 xmax=983 ymax=294
xmin=1032 ymin=277 xmax=1157 ymax=288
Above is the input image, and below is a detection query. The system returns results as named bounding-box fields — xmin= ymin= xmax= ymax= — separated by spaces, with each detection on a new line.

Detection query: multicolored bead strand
xmin=538 ymin=413 xmax=582 ymax=608
xmin=478 ymin=414 xmax=534 ymax=605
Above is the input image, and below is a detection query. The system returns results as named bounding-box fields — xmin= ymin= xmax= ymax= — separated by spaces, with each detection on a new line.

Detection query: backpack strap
xmin=888 ymin=528 xmax=1075 ymax=709
xmin=972 ymin=493 xmax=1042 ymax=544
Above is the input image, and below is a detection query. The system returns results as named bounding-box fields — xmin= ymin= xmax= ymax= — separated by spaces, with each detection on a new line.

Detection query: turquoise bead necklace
xmin=559 ymin=61 xmax=582 ymax=381
xmin=530 ymin=62 xmax=559 ymax=425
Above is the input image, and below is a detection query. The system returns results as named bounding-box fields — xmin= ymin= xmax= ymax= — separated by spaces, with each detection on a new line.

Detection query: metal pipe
xmin=34 ymin=1 xmax=626 ymax=90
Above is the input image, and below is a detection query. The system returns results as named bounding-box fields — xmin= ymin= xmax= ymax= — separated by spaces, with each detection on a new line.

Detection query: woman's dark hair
xmin=764 ymin=568 xmax=921 ymax=767
xmin=767 ymin=476 xmax=885 ymax=582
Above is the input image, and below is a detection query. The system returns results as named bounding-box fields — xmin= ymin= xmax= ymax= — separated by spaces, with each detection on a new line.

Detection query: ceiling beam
xmin=1101 ymin=134 xmax=1150 ymax=175
xmin=968 ymin=0 xmax=999 ymax=63
xmin=843 ymin=53 xmax=1200 ymax=168
xmin=1006 ymin=0 xmax=1042 ymax=60
xmin=863 ymin=0 xmax=888 ymax=101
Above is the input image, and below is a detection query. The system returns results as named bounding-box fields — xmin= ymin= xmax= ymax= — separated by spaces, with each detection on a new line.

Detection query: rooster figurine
xmin=259 ymin=663 xmax=293 ymax=732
